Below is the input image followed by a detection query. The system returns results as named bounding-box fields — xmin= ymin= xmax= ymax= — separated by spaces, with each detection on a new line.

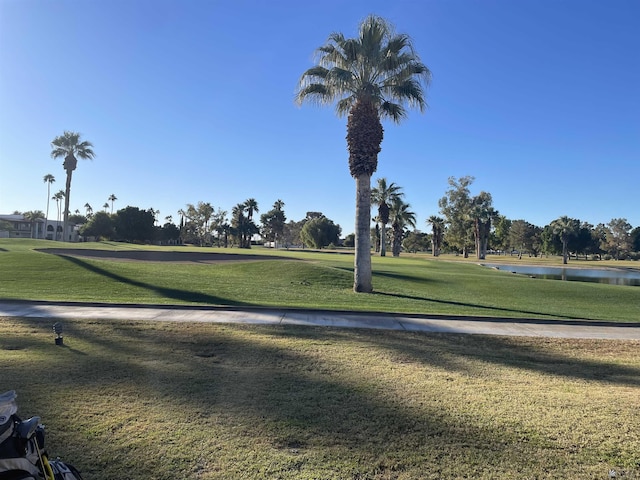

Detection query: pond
xmin=482 ymin=263 xmax=640 ymax=287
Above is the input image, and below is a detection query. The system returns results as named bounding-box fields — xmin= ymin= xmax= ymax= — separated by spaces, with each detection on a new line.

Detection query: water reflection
xmin=482 ymin=263 xmax=640 ymax=286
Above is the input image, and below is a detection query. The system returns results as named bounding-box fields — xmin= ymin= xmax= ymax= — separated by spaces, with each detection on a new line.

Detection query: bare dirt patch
xmin=36 ymin=248 xmax=286 ymax=264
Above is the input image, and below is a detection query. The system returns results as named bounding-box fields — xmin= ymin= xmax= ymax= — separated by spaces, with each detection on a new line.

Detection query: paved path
xmin=1 ymin=301 xmax=639 ymax=340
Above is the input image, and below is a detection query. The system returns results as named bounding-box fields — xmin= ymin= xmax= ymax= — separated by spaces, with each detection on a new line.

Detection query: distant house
xmin=0 ymin=214 xmax=80 ymax=241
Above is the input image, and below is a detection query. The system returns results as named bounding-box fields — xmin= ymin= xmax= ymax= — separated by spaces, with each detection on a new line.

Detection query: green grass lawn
xmin=1 ymin=239 xmax=638 ymax=322
xmin=1 ymin=318 xmax=638 ymax=479
xmin=1 ymin=239 xmax=639 ymax=479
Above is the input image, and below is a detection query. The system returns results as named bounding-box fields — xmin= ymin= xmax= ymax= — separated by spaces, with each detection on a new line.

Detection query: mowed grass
xmin=1 ymin=318 xmax=639 ymax=480
xmin=1 ymin=239 xmax=639 ymax=322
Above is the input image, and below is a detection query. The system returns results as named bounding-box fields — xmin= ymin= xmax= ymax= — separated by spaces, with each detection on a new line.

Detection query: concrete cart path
xmin=1 ymin=302 xmax=639 ymax=340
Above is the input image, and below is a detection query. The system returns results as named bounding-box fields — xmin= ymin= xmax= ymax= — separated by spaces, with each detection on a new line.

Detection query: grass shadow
xmin=56 ymin=254 xmax=254 ymax=306
xmin=373 ymin=290 xmax=589 ymax=321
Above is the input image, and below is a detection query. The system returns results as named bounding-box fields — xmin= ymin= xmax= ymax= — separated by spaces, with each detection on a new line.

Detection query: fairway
xmin=1 ymin=239 xmax=638 ymax=322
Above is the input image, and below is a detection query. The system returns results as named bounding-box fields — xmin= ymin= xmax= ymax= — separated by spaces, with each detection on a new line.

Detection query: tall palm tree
xmin=427 ymin=215 xmax=445 ymax=257
xmin=296 ymin=15 xmax=430 ymax=292
xmin=551 ymin=216 xmax=580 ymax=264
xmin=50 ymin=131 xmax=95 ymax=241
xmin=273 ymin=199 xmax=285 ymax=211
xmin=84 ymin=203 xmax=93 ymax=218
xmin=389 ymin=197 xmax=416 ymax=257
xmin=371 ymin=178 xmax=403 ymax=257
xmin=108 ymin=194 xmax=117 ymax=214
xmin=43 ymin=174 xmax=55 ymax=237
xmin=103 ymin=203 xmax=110 ymax=212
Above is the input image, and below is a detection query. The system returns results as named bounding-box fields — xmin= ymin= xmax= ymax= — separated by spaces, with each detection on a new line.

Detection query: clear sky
xmin=1 ymin=0 xmax=638 ymax=236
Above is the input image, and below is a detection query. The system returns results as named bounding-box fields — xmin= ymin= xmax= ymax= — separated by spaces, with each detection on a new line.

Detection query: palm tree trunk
xmin=63 ymin=170 xmax=73 ymax=242
xmin=354 ymin=174 xmax=372 ymax=293
xmin=380 ymin=223 xmax=387 ymax=257
xmin=45 ymin=185 xmax=50 ymax=239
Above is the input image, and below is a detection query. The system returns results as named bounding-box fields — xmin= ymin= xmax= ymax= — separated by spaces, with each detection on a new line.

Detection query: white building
xmin=0 ymin=214 xmax=80 ymax=241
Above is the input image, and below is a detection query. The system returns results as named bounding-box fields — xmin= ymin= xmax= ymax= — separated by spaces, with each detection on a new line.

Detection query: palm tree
xmin=24 ymin=210 xmax=45 ymax=239
xmin=427 ymin=216 xmax=445 ymax=257
xmin=108 ymin=194 xmax=117 ymax=214
xmin=43 ymin=174 xmax=55 ymax=236
xmin=273 ymin=199 xmax=285 ymax=211
xmin=296 ymin=15 xmax=430 ymax=292
xmin=53 ymin=190 xmax=65 ymax=240
xmin=50 ymin=131 xmax=95 ymax=241
xmin=470 ymin=192 xmax=496 ymax=260
xmin=84 ymin=203 xmax=93 ymax=218
xmin=243 ymin=198 xmax=259 ymax=221
xmin=371 ymin=178 xmax=403 ymax=257
xmin=551 ymin=216 xmax=580 ymax=264
xmin=103 ymin=203 xmax=109 ymax=212
xmin=389 ymin=197 xmax=416 ymax=257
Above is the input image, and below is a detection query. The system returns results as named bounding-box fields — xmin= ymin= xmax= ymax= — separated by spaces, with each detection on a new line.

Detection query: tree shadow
xmin=56 ymin=255 xmax=254 ymax=306
xmin=373 ymin=290 xmax=589 ymax=320
xmin=0 ymin=319 xmax=576 ymax=478
xmin=352 ymin=328 xmax=640 ymax=388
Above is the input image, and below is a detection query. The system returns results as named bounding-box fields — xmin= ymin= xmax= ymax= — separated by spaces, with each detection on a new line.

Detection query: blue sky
xmin=1 ymin=0 xmax=638 ymax=235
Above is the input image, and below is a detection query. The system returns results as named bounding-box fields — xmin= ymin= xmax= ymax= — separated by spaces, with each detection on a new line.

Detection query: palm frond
xmin=379 ymin=101 xmax=406 ymax=122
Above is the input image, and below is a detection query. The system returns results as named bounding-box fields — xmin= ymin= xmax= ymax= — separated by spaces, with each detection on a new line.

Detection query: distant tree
xmin=68 ymin=213 xmax=88 ymax=226
xmin=53 ymin=190 xmax=65 ymax=238
xmin=296 ymin=15 xmax=430 ymax=292
xmin=300 ymin=216 xmax=341 ymax=249
xmin=570 ymin=222 xmax=597 ymax=260
xmin=0 ymin=220 xmax=13 ymax=234
xmin=282 ymin=220 xmax=304 ymax=248
xmin=343 ymin=233 xmax=355 ymax=248
xmin=84 ymin=203 xmax=93 ymax=218
xmin=550 ymin=216 xmax=580 ymax=264
xmin=210 ymin=209 xmax=228 ymax=247
xmin=108 ymin=194 xmax=117 ymax=214
xmin=426 ymin=215 xmax=445 ymax=257
xmin=80 ymin=211 xmax=114 ymax=240
xmin=541 ymin=225 xmax=561 ymax=257
xmin=604 ymin=218 xmax=632 ymax=260
xmin=305 ymin=212 xmax=323 ymax=220
xmin=50 ymin=131 xmax=95 ymax=242
xmin=470 ymin=191 xmax=496 ymax=260
xmin=43 ymin=174 xmax=55 ymax=234
xmin=260 ymin=200 xmax=286 ymax=247
xmin=389 ymin=197 xmax=416 ymax=257
xmin=491 ymin=215 xmax=512 ymax=254
xmin=631 ymin=226 xmax=640 ymax=252
xmin=509 ymin=220 xmax=541 ymax=258
xmin=231 ymin=203 xmax=259 ymax=248
xmin=243 ymin=198 xmax=259 ymax=221
xmin=23 ymin=210 xmax=45 ymax=238
xmin=112 ymin=206 xmax=155 ymax=242
xmin=439 ymin=176 xmax=474 ymax=257
xmin=402 ymin=230 xmax=430 ymax=253
xmin=371 ymin=178 xmax=403 ymax=257
xmin=179 ymin=202 xmax=215 ymax=246
xmin=159 ymin=222 xmax=180 ymax=243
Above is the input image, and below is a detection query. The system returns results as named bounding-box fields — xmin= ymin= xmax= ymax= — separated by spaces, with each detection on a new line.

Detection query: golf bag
xmin=0 ymin=391 xmax=83 ymax=480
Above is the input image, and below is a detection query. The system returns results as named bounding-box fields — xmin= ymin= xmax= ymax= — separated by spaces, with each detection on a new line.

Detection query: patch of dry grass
xmin=1 ymin=317 xmax=639 ymax=479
